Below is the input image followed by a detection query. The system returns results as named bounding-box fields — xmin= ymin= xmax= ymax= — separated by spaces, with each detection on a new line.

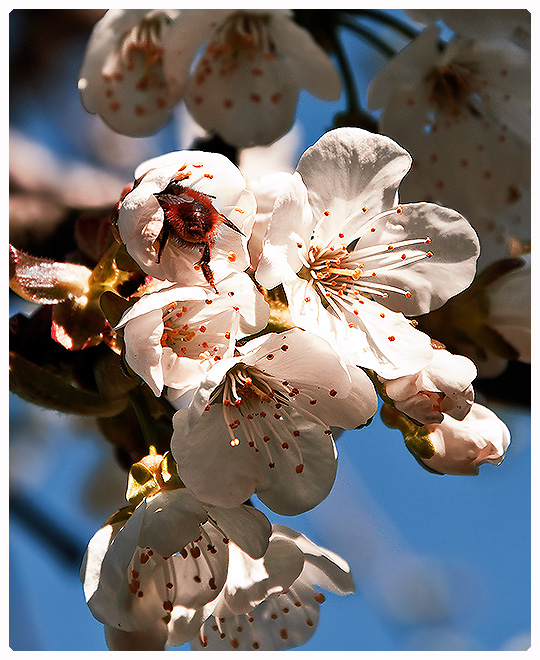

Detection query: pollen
xmin=227 ymin=251 xmax=237 ymax=262
xmin=324 ymin=210 xmax=330 ymax=216
xmin=200 ymin=325 xmax=207 ymax=333
xmin=388 ymin=335 xmax=396 ymax=342
xmin=297 ymin=242 xmax=303 ymax=248
xmin=203 ymin=173 xmax=214 ymax=179
xmin=396 ymin=206 xmax=403 ymax=214
xmin=370 ymin=227 xmax=376 ymax=232
xmin=426 ymin=251 xmax=433 ymax=258
xmin=296 ymin=464 xmax=304 ymax=474
xmin=230 ymin=438 xmax=240 ymax=447
xmin=304 ymin=296 xmax=311 ymax=302
xmin=329 ymin=389 xmax=337 ymax=397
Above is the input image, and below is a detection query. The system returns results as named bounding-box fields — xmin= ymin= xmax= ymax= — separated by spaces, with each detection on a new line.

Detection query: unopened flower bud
xmin=407 ymin=403 xmax=510 ymax=476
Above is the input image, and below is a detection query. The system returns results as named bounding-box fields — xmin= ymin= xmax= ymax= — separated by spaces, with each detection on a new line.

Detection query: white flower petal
xmin=356 ymin=202 xmax=479 ymax=316
xmin=185 ymin=47 xmax=300 ymax=149
xmin=295 ymin=127 xmax=412 ymax=246
xmin=138 ymin=490 xmax=208 ymax=559
xmin=256 ymin=172 xmax=314 ymax=289
xmin=105 ymin=622 xmax=168 ymax=650
xmin=271 ymin=12 xmax=342 ymax=100
xmin=206 ymin=504 xmax=272 ymax=560
xmin=172 ymin=404 xmax=265 ymax=509
xmin=78 ymin=10 xmax=180 ymax=137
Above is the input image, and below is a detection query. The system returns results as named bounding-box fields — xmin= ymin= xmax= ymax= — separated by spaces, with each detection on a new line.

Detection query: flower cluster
xmin=76 ymin=126 xmax=512 ymax=649
xmin=10 ymin=10 xmax=528 ymax=651
xmin=78 ymin=9 xmax=341 ymax=147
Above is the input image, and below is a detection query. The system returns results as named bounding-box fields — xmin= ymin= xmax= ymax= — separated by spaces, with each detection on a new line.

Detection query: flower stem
xmin=343 ymin=9 xmax=420 ymax=40
xmin=339 ymin=17 xmax=397 ymax=58
xmin=129 ymin=386 xmax=161 ymax=451
xmin=330 ymin=26 xmax=360 ymax=114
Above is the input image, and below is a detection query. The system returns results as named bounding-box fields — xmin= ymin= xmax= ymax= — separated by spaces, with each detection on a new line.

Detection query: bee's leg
xmin=155 ymin=223 xmax=170 ymax=263
xmin=196 ymin=242 xmax=218 ymax=293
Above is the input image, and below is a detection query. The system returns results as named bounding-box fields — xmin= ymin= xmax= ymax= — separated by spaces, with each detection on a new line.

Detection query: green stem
xmin=343 ymin=9 xmax=420 ymax=40
xmin=129 ymin=387 xmax=159 ymax=450
xmin=330 ymin=26 xmax=360 ymax=114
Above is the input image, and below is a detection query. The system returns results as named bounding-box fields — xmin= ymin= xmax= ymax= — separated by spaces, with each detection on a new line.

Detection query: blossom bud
xmin=403 ymin=403 xmax=510 ymax=476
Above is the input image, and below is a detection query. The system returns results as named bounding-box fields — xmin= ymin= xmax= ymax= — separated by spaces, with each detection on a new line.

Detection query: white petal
xmin=271 ymin=13 xmax=342 ymax=100
xmin=162 ymin=9 xmax=235 ymax=97
xmin=357 ymin=202 xmax=480 ymax=316
xmin=78 ymin=10 xmax=180 ymax=136
xmin=138 ymin=490 xmax=208 ymax=559
xmin=185 ymin=46 xmax=300 ymax=148
xmin=272 ymin=525 xmax=355 ymax=595
xmin=122 ymin=308 xmax=165 ymax=396
xmin=254 ymin=409 xmax=338 ymax=516
xmin=295 ymin=127 xmax=412 ymax=247
xmin=105 ymin=623 xmax=168 ymax=650
xmin=256 ymin=172 xmax=314 ymax=289
xmin=206 ymin=504 xmax=272 ymax=560
xmin=172 ymin=404 xmax=265 ymax=509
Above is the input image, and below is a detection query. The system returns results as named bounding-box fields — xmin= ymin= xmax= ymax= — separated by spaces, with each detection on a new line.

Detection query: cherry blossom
xmin=190 ymin=525 xmax=354 ymax=650
xmin=116 ymin=272 xmax=269 ymax=401
xmin=459 ymin=254 xmax=531 ymax=378
xmin=486 ymin=253 xmax=531 ymax=366
xmin=406 ymin=9 xmax=531 ymax=52
xmin=368 ymin=24 xmax=530 ymax=265
xmin=407 ymin=403 xmax=511 ymax=476
xmin=256 ymin=127 xmax=480 ymax=378
xmin=239 ymin=128 xmax=299 ymax=268
xmin=382 ymin=347 xmax=476 ymax=425
xmin=78 ymin=10 xmax=181 ymax=136
xmin=80 ymin=484 xmax=272 ymax=649
xmin=116 ymin=150 xmax=256 ymax=286
xmin=161 ymin=10 xmax=342 ymax=147
xmin=171 ymin=328 xmax=378 ymax=515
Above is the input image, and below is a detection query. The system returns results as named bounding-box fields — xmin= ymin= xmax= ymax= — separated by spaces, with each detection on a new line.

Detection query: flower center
xmin=160 ymin=300 xmax=233 ymax=363
xmin=299 ymin=207 xmax=434 ymax=322
xmin=108 ymin=14 xmax=170 ymax=89
xmin=207 ymin=364 xmax=312 ymax=473
xmin=425 ymin=61 xmax=478 ymax=116
xmin=213 ymin=12 xmax=275 ymax=60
